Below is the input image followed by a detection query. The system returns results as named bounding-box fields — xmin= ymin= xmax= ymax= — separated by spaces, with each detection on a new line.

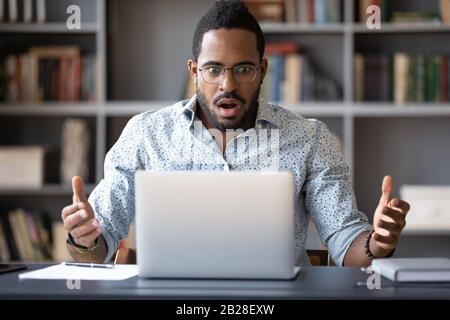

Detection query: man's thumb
xmin=72 ymin=176 xmax=87 ymax=203
xmin=379 ymin=175 xmax=393 ymax=206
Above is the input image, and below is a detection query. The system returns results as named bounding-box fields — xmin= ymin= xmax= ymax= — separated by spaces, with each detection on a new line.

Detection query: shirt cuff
xmin=101 ymin=225 xmax=119 ymax=263
xmin=327 ymin=222 xmax=374 ymax=266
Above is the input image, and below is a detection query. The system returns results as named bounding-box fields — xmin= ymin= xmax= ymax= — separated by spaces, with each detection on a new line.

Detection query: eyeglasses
xmin=198 ymin=64 xmax=259 ymax=84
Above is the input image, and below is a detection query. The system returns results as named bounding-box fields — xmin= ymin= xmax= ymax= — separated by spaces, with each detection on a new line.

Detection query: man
xmin=61 ymin=0 xmax=410 ymax=266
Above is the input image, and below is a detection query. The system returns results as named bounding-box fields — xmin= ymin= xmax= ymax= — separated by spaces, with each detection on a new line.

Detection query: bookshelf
xmin=0 ymin=0 xmax=450 ymax=262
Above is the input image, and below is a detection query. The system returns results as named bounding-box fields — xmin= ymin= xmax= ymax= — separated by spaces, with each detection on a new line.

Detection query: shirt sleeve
xmin=303 ymin=121 xmax=373 ymax=266
xmin=88 ymin=115 xmax=145 ymax=262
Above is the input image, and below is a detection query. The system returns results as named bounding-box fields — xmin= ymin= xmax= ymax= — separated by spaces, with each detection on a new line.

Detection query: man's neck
xmin=195 ymin=103 xmax=258 ymax=155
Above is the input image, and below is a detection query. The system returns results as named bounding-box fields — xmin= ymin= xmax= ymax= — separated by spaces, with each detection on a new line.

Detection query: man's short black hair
xmin=192 ymin=0 xmax=265 ymax=62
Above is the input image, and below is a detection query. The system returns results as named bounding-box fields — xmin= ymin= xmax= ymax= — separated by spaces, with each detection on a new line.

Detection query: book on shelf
xmin=0 ymin=146 xmax=45 ymax=188
xmin=23 ymin=0 xmax=32 ymax=22
xmin=244 ymin=0 xmax=342 ymax=24
xmin=313 ymin=0 xmax=341 ymax=24
xmin=36 ymin=0 xmax=46 ymax=23
xmin=0 ymin=0 xmax=4 ymax=22
xmin=390 ymin=12 xmax=440 ymax=24
xmin=372 ymin=258 xmax=450 ymax=282
xmin=0 ymin=46 xmax=98 ymax=104
xmin=243 ymin=0 xmax=285 ymax=23
xmin=441 ymin=0 xmax=450 ymax=25
xmin=0 ymin=0 xmax=46 ymax=23
xmin=8 ymin=0 xmax=18 ymax=22
xmin=262 ymin=41 xmax=340 ymax=104
xmin=0 ymin=208 xmax=52 ymax=262
xmin=354 ymin=53 xmax=449 ymax=104
xmin=0 ymin=145 xmax=59 ymax=188
xmin=358 ymin=0 xmax=449 ymax=25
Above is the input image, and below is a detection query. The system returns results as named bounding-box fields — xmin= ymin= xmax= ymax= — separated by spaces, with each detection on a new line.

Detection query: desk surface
xmin=1 ymin=264 xmax=450 ymax=299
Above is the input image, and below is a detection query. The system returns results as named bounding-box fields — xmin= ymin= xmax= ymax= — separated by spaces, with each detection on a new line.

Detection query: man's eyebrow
xmin=201 ymin=61 xmax=224 ymax=67
xmin=234 ymin=61 xmax=257 ymax=67
xmin=201 ymin=61 xmax=257 ymax=67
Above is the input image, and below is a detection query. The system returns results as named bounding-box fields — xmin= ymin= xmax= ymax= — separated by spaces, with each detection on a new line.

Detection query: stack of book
xmin=372 ymin=258 xmax=450 ymax=282
xmin=0 ymin=208 xmax=52 ymax=262
xmin=262 ymin=42 xmax=340 ymax=103
xmin=358 ymin=0 xmax=450 ymax=25
xmin=1 ymin=46 xmax=97 ymax=103
xmin=244 ymin=0 xmax=342 ymax=24
xmin=0 ymin=0 xmax=47 ymax=23
xmin=354 ymin=53 xmax=449 ymax=104
xmin=0 ymin=145 xmax=60 ymax=188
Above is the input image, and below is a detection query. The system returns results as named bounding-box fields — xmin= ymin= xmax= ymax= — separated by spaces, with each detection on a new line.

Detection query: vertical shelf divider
xmin=344 ymin=0 xmax=355 ymax=182
xmin=95 ymin=0 xmax=107 ymax=183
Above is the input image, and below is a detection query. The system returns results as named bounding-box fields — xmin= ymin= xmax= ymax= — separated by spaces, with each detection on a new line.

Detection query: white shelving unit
xmin=1 ymin=0 xmax=450 ymax=257
xmin=0 ymin=22 xmax=100 ymax=33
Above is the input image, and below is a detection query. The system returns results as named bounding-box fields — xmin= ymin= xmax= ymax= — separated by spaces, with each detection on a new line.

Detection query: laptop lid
xmin=135 ymin=171 xmax=295 ymax=279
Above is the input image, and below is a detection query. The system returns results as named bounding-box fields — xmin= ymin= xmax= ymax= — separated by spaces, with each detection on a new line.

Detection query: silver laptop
xmin=135 ymin=171 xmax=299 ymax=279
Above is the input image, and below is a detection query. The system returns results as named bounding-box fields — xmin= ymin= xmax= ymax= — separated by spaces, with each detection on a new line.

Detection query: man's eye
xmin=235 ymin=66 xmax=251 ymax=74
xmin=207 ymin=67 xmax=222 ymax=76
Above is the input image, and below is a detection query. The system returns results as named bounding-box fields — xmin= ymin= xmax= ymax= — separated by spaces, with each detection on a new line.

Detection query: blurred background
xmin=0 ymin=0 xmax=449 ymax=264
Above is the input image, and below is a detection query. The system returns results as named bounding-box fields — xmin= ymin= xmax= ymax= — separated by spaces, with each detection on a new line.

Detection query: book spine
xmin=415 ymin=55 xmax=426 ymax=102
xmin=314 ymin=0 xmax=326 ymax=24
xmin=0 ymin=214 xmax=20 ymax=261
xmin=448 ymin=56 xmax=450 ymax=101
xmin=440 ymin=55 xmax=448 ymax=102
xmin=8 ymin=0 xmax=17 ymax=22
xmin=36 ymin=0 xmax=46 ymax=23
xmin=0 ymin=0 xmax=4 ymax=22
xmin=23 ymin=0 xmax=32 ymax=22
xmin=354 ymin=54 xmax=364 ymax=101
xmin=394 ymin=53 xmax=409 ymax=105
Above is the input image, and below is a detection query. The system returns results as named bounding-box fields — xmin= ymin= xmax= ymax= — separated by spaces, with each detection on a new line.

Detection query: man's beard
xmin=196 ymin=88 xmax=260 ymax=132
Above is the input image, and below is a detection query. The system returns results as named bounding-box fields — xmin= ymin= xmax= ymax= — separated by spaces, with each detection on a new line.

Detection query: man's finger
xmin=390 ymin=198 xmax=410 ymax=215
xmin=72 ymin=228 xmax=102 ymax=248
xmin=61 ymin=203 xmax=78 ymax=220
xmin=372 ymin=232 xmax=397 ymax=246
xmin=72 ymin=176 xmax=87 ymax=203
xmin=61 ymin=202 xmax=87 ymax=220
xmin=70 ymin=218 xmax=99 ymax=239
xmin=379 ymin=175 xmax=393 ymax=206
xmin=376 ymin=219 xmax=402 ymax=235
xmin=381 ymin=206 xmax=406 ymax=227
xmin=63 ymin=209 xmax=91 ymax=231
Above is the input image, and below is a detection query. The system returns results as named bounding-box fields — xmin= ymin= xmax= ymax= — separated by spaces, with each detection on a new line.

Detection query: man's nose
xmin=219 ymin=69 xmax=239 ymax=92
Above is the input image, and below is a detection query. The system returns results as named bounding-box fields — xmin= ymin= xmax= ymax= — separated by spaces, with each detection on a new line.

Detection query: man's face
xmin=188 ymin=28 xmax=267 ymax=131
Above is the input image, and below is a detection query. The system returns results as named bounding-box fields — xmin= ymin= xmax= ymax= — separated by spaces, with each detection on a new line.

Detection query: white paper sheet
xmin=18 ymin=263 xmax=138 ymax=281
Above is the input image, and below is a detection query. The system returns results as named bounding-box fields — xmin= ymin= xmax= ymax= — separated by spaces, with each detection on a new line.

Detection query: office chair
xmin=114 ymin=242 xmax=335 ymax=266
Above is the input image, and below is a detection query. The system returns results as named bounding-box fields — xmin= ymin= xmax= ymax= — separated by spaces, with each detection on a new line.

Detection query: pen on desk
xmin=63 ymin=262 xmax=115 ymax=269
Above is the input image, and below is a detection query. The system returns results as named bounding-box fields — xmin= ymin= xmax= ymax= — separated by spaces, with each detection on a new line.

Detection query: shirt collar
xmin=175 ymin=95 xmax=197 ymax=125
xmin=255 ymin=96 xmax=279 ymax=129
xmin=175 ymin=94 xmax=280 ymax=129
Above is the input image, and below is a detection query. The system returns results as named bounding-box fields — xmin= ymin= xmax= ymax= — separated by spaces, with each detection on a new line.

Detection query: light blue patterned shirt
xmin=89 ymin=95 xmax=372 ymax=266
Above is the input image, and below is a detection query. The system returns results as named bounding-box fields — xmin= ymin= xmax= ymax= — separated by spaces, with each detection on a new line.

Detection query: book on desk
xmin=372 ymin=258 xmax=450 ymax=283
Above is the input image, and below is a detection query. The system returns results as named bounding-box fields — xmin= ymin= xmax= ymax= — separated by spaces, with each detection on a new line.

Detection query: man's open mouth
xmin=217 ymin=99 xmax=240 ymax=118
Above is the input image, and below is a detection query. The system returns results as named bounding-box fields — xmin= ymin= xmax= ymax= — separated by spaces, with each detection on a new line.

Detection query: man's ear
xmin=187 ymin=59 xmax=198 ymax=84
xmin=259 ymin=58 xmax=268 ymax=84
